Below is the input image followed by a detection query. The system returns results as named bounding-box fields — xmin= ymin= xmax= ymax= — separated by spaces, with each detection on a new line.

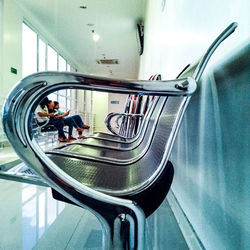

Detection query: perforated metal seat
xmin=2 ymin=23 xmax=237 ymax=250
xmin=46 ymin=97 xmax=164 ymax=160
xmin=47 ymin=96 xmax=185 ymax=191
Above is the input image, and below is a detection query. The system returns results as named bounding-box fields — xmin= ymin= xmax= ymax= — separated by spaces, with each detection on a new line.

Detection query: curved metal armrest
xmin=105 ymin=112 xmax=144 ymax=138
xmin=2 ymin=22 xmax=238 ymax=250
xmin=35 ymin=118 xmax=49 ymax=129
xmin=39 ymin=119 xmax=49 ymax=128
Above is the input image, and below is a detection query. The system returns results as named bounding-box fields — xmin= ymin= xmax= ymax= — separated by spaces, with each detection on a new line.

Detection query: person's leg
xmin=73 ymin=117 xmax=85 ymax=138
xmin=67 ymin=116 xmax=78 ymax=128
xmin=71 ymin=115 xmax=83 ymax=127
xmin=64 ymin=117 xmax=77 ymax=140
xmin=64 ymin=117 xmax=74 ymax=136
xmin=72 ymin=115 xmax=90 ymax=129
xmin=78 ymin=130 xmax=84 ymax=139
xmin=49 ymin=119 xmax=67 ymax=140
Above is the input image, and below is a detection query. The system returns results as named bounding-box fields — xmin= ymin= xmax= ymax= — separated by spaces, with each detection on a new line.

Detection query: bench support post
xmin=100 ymin=211 xmax=145 ymax=250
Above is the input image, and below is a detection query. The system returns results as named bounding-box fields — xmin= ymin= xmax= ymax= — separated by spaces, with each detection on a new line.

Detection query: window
xmin=22 ymin=23 xmax=37 ymax=77
xmin=47 ymin=45 xmax=57 ymax=71
xmin=59 ymin=55 xmax=66 ymax=71
xmin=66 ymin=63 xmax=71 ymax=72
xmin=48 ymin=93 xmax=58 ymax=102
xmin=38 ymin=39 xmax=46 ymax=71
xmin=22 ymin=22 xmax=73 ymax=112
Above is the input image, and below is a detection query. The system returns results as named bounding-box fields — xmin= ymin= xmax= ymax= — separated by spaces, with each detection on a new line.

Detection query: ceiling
xmin=17 ymin=0 xmax=147 ymax=79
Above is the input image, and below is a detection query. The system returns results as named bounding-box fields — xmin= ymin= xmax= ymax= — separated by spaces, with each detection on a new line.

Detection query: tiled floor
xmin=0 ymin=133 xmax=188 ymax=250
xmin=0 ymin=146 xmax=19 ymax=166
xmin=0 ymin=178 xmax=188 ymax=250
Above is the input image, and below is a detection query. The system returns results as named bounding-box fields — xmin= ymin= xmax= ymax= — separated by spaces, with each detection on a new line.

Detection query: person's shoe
xmin=78 ymin=135 xmax=85 ymax=139
xmin=82 ymin=124 xmax=90 ymax=129
xmin=58 ymin=138 xmax=70 ymax=142
xmin=76 ymin=127 xmax=84 ymax=132
xmin=68 ymin=136 xmax=76 ymax=140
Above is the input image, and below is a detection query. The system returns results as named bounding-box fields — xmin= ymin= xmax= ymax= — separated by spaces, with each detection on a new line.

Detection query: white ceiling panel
xmin=17 ymin=0 xmax=147 ymax=78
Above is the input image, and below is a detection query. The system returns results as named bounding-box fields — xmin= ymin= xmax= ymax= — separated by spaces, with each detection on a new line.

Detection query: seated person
xmin=36 ymin=98 xmax=70 ymax=142
xmin=35 ymin=97 xmax=52 ymax=125
xmin=53 ymin=101 xmax=89 ymax=139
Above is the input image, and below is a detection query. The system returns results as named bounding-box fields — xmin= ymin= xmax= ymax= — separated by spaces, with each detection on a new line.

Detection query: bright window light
xmin=22 ymin=23 xmax=37 ymax=77
xmin=38 ymin=39 xmax=46 ymax=71
xmin=47 ymin=45 xmax=57 ymax=71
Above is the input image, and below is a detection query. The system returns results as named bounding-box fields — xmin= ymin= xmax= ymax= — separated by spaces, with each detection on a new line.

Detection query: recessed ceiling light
xmin=93 ymin=33 xmax=100 ymax=42
xmin=92 ymin=30 xmax=100 ymax=42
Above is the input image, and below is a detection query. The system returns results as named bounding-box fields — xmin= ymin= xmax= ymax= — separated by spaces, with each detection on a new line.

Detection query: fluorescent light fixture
xmin=93 ymin=33 xmax=100 ymax=42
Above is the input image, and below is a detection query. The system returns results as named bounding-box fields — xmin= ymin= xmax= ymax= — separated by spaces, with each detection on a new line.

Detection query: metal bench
xmin=103 ymin=74 xmax=161 ymax=139
xmin=89 ymin=75 xmax=159 ymax=142
xmin=2 ymin=23 xmax=237 ymax=250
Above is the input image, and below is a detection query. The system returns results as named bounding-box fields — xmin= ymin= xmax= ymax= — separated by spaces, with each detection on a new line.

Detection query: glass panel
xmin=47 ymin=45 xmax=57 ymax=71
xmin=58 ymin=96 xmax=66 ymax=111
xmin=38 ymin=39 xmax=46 ymax=71
xmin=58 ymin=55 xmax=66 ymax=71
xmin=66 ymin=89 xmax=71 ymax=97
xmin=22 ymin=23 xmax=37 ymax=77
xmin=67 ymin=99 xmax=71 ymax=111
xmin=48 ymin=93 xmax=57 ymax=102
xmin=66 ymin=63 xmax=71 ymax=72
xmin=58 ymin=89 xmax=66 ymax=96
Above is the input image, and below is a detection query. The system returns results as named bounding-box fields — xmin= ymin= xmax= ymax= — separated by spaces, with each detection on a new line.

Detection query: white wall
xmin=2 ymin=0 xmax=22 ymax=98
xmin=93 ymin=91 xmax=108 ymax=131
xmin=139 ymin=1 xmax=250 ymax=249
xmin=139 ymin=0 xmax=250 ymax=80
xmin=108 ymin=93 xmax=127 ymax=113
xmin=0 ymin=0 xmax=3 ymax=94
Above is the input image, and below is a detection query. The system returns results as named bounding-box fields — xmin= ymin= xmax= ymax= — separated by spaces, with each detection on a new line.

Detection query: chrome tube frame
xmin=2 ymin=22 xmax=237 ymax=250
xmin=105 ymin=112 xmax=144 ymax=138
xmin=90 ymin=95 xmax=159 ymax=144
xmin=2 ymin=76 xmax=194 ymax=250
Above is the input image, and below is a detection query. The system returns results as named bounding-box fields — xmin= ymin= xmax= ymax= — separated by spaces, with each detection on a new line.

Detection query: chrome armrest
xmin=105 ymin=112 xmax=144 ymax=138
xmin=38 ymin=119 xmax=49 ymax=128
xmin=2 ymin=22 xmax=238 ymax=250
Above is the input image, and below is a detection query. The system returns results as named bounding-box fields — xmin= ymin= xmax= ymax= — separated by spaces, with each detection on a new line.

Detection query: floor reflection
xmin=0 ymin=177 xmax=189 ymax=249
xmin=21 ymin=184 xmax=65 ymax=249
xmin=0 ymin=179 xmax=102 ymax=250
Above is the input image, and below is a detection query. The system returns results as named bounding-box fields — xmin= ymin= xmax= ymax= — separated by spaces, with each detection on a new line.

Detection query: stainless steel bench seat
xmin=2 ymin=23 xmax=237 ymax=250
xmin=53 ymin=97 xmax=160 ymax=151
xmin=86 ymin=96 xmax=157 ymax=144
xmin=46 ymin=96 xmax=186 ymax=194
xmin=46 ymin=97 xmax=165 ymax=160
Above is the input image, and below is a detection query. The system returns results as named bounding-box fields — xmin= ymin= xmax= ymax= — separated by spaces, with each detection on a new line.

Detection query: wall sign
xmin=11 ymin=67 xmax=17 ymax=74
xmin=111 ymin=101 xmax=119 ymax=104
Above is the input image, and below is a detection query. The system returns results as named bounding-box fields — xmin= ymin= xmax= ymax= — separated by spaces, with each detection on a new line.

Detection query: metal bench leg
xmin=51 ymin=188 xmax=145 ymax=249
xmin=99 ymin=207 xmax=145 ymax=250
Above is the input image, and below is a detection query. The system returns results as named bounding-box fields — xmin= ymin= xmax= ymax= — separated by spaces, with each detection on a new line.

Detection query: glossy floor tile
xmin=0 ymin=178 xmax=188 ymax=250
xmin=0 ymin=146 xmax=19 ymax=166
xmin=0 ymin=131 xmax=188 ymax=249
